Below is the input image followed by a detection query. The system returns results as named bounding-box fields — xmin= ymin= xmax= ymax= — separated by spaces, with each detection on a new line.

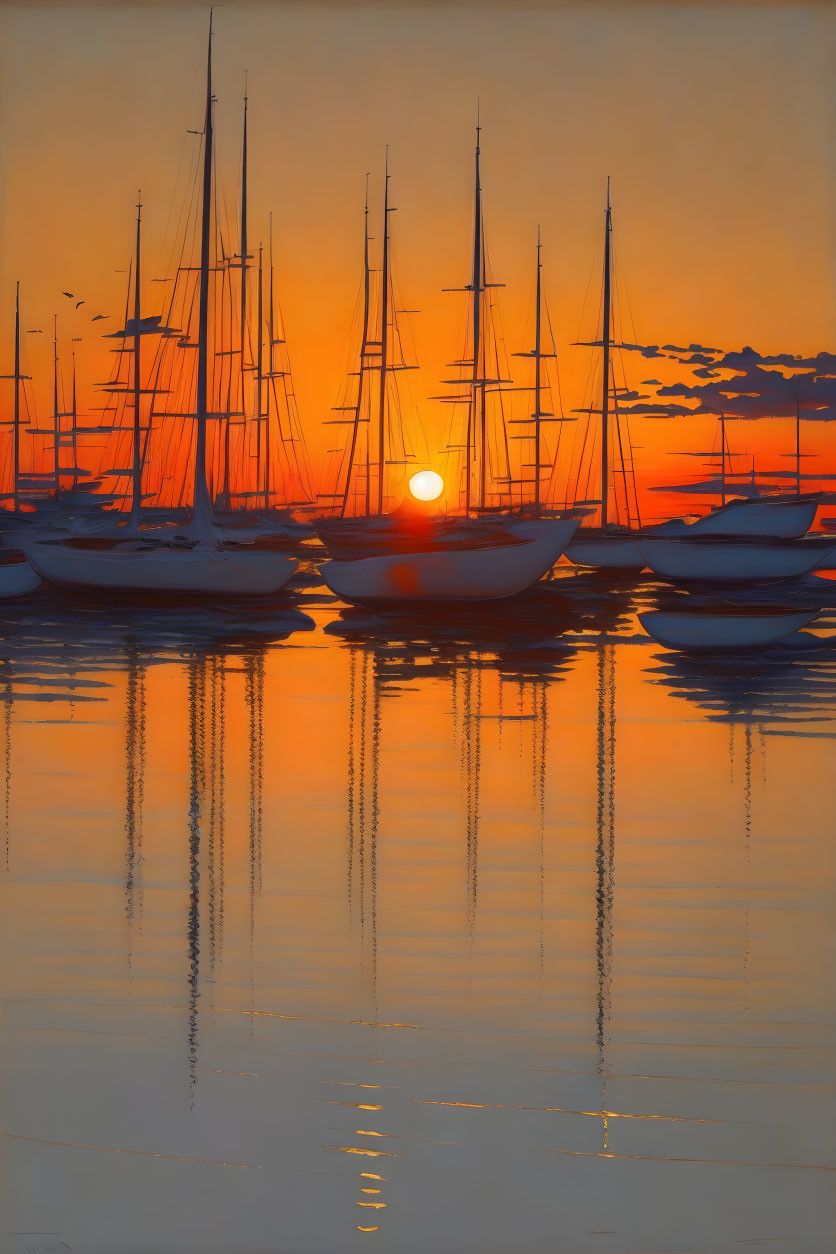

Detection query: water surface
xmin=2 ymin=570 xmax=834 ymax=1254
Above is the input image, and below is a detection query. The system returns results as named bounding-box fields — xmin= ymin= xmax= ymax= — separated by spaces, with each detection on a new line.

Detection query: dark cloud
xmin=713 ymin=346 xmax=836 ymax=373
xmin=620 ymin=402 xmax=695 ymax=418
xmin=637 ymin=362 xmax=836 ymax=421
xmin=617 ymin=342 xmax=836 ymax=422
xmin=618 ymin=342 xmax=665 ymax=359
xmin=650 ymin=477 xmax=762 ymax=497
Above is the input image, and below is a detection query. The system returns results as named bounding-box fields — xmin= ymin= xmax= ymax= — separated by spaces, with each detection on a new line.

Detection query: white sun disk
xmin=409 ymin=470 xmax=444 ymax=502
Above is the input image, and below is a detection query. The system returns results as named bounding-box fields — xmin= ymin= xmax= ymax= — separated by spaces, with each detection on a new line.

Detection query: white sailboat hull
xmin=25 ymin=542 xmax=299 ymax=596
xmin=639 ymin=537 xmax=834 ymax=583
xmin=687 ymin=497 xmax=819 ymax=539
xmin=640 ymin=608 xmax=818 ymax=651
xmin=320 ymin=518 xmax=579 ymax=603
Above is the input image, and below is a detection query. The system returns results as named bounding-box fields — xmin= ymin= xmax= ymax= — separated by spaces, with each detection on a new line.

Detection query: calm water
xmin=1 ymin=567 xmax=834 ymax=1254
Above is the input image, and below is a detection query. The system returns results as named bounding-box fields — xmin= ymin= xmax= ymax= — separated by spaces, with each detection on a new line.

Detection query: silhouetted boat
xmin=640 ymin=605 xmax=819 ymax=651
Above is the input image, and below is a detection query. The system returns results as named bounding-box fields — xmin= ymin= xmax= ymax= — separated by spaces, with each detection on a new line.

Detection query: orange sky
xmin=1 ymin=0 xmax=835 ymax=515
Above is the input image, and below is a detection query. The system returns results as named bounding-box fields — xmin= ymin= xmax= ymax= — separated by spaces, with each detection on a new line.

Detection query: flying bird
xmin=26 ymin=329 xmax=43 ymax=334
xmin=91 ymin=314 xmax=108 ymax=322
xmin=62 ymin=291 xmax=74 ymax=299
xmin=75 ymin=299 xmax=85 ymax=309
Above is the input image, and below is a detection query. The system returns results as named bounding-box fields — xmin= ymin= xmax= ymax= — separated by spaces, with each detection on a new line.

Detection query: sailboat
xmin=314 ymin=159 xmax=427 ymax=555
xmin=640 ymin=396 xmax=836 ymax=581
xmin=564 ymin=182 xmax=678 ymax=571
xmin=317 ymin=128 xmax=577 ymax=557
xmin=658 ymin=408 xmax=822 ymax=539
xmin=435 ymin=123 xmax=579 ymax=551
xmin=691 ymin=495 xmax=821 ymax=539
xmin=0 ymin=283 xmax=42 ymax=595
xmin=321 ymin=517 xmax=579 ymax=604
xmin=0 ymin=288 xmax=122 ymax=547
xmin=317 ymin=139 xmax=577 ymax=604
xmin=313 ymin=157 xmax=497 ymax=559
xmin=211 ymin=84 xmax=314 ymax=539
xmin=563 ymin=186 xmax=821 ymax=572
xmin=25 ymin=17 xmax=300 ymax=598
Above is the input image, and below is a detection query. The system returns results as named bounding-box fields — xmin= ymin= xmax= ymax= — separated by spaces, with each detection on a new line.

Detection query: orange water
xmin=1 ymin=574 xmax=834 ymax=1253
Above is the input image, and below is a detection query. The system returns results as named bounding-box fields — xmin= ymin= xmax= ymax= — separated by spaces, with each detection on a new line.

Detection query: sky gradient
xmin=1 ymin=0 xmax=835 ymax=513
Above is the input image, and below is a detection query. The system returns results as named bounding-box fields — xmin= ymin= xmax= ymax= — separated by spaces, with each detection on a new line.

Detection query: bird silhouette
xmin=91 ymin=314 xmax=108 ymax=322
xmin=62 ymin=291 xmax=74 ymax=299
xmin=75 ymin=299 xmax=85 ymax=309
xmin=26 ymin=329 xmax=43 ymax=334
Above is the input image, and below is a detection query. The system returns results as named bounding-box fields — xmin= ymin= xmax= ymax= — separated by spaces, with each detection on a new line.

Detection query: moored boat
xmin=564 ymin=530 xmax=645 ymax=571
xmin=639 ymin=535 xmax=835 ymax=584
xmin=564 ymin=517 xmax=695 ymax=571
xmin=27 ymin=18 xmax=302 ymax=599
xmin=320 ymin=516 xmax=579 ymax=604
xmin=686 ymin=493 xmax=820 ymax=539
xmin=25 ymin=538 xmax=296 ymax=596
xmin=0 ymin=550 xmax=41 ymax=598
xmin=640 ymin=605 xmax=820 ymax=651
xmin=563 ymin=183 xmax=652 ymax=571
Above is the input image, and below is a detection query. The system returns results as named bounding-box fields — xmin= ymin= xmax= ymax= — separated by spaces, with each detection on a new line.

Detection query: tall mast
xmin=720 ymin=412 xmax=726 ymax=507
xmin=600 ymin=178 xmax=612 ymax=530
xmin=235 ymin=80 xmax=249 ymax=505
xmin=795 ymin=373 xmax=801 ymax=496
xmin=256 ymin=242 xmax=264 ymax=509
xmin=267 ymin=212 xmax=274 ymax=510
xmin=241 ymin=79 xmax=248 ymax=386
xmin=13 ymin=282 xmax=20 ymax=510
xmin=376 ymin=149 xmax=390 ymax=517
xmin=192 ymin=9 xmax=214 ymax=534
xmin=131 ymin=191 xmax=142 ymax=529
xmin=342 ymin=175 xmax=372 ymax=518
xmin=52 ymin=313 xmax=59 ymax=492
xmin=71 ymin=341 xmax=78 ymax=490
xmin=470 ymin=115 xmax=483 ymax=514
xmin=533 ymin=227 xmax=542 ymax=516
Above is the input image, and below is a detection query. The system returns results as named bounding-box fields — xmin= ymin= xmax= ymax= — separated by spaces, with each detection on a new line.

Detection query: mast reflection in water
xmin=0 ymin=576 xmax=834 ymax=1253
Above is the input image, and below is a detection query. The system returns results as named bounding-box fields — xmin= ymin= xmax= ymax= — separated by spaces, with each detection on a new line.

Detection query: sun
xmin=409 ymin=470 xmax=444 ymax=502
